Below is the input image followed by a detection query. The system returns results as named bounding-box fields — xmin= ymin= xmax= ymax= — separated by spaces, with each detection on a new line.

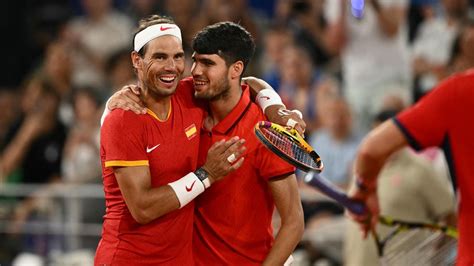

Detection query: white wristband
xmin=168 ymin=172 xmax=205 ymax=208
xmin=256 ymin=88 xmax=285 ymax=113
xmin=100 ymin=97 xmax=113 ymax=126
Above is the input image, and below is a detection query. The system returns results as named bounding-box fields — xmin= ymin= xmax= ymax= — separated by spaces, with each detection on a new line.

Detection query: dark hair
xmin=133 ymin=15 xmax=176 ymax=57
xmin=192 ymin=21 xmax=255 ymax=73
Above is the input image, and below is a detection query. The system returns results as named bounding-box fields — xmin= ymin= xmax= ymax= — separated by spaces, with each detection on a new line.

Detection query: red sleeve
xmin=255 ymin=144 xmax=296 ymax=181
xmin=395 ymin=74 xmax=458 ymax=150
xmin=101 ymin=110 xmax=149 ymax=167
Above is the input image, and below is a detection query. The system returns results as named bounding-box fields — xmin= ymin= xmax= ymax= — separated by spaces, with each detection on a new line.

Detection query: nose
xmin=164 ymin=57 xmax=176 ymax=70
xmin=191 ymin=62 xmax=202 ymax=76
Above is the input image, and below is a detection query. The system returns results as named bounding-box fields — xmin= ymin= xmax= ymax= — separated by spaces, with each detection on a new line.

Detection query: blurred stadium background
xmin=0 ymin=0 xmax=471 ymax=265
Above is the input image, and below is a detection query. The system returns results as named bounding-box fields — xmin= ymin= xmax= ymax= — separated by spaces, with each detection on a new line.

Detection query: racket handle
xmin=304 ymin=171 xmax=366 ymax=215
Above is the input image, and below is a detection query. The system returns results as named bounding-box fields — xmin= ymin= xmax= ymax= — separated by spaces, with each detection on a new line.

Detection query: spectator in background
xmin=40 ymin=40 xmax=75 ymax=128
xmin=411 ymin=0 xmax=468 ymax=101
xmin=278 ymin=45 xmax=334 ymax=132
xmin=448 ymin=21 xmax=474 ymax=73
xmin=61 ymin=87 xmax=103 ymax=251
xmin=325 ymin=0 xmax=412 ymax=132
xmin=308 ymin=98 xmax=361 ymax=189
xmin=344 ymin=109 xmax=456 ymax=266
xmin=62 ymin=88 xmax=101 ymax=184
xmin=62 ymin=0 xmax=133 ymax=89
xmin=104 ymin=48 xmax=136 ymax=99
xmin=0 ymin=77 xmax=66 ymax=184
xmin=261 ymin=24 xmax=294 ymax=90
xmin=1 ymin=77 xmax=67 ymax=258
xmin=287 ymin=0 xmax=334 ymax=68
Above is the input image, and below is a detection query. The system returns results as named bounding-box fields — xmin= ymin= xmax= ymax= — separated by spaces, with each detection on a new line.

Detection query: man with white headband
xmin=96 ymin=15 xmax=246 ymax=265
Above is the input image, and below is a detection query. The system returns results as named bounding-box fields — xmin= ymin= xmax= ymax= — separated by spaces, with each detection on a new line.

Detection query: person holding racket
xmin=190 ymin=22 xmax=304 ymax=265
xmin=348 ymin=69 xmax=474 ymax=265
xmin=96 ymin=15 xmax=246 ymax=265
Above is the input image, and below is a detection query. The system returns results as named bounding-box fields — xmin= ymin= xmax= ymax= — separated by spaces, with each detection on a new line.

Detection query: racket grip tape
xmin=304 ymin=171 xmax=366 ymax=215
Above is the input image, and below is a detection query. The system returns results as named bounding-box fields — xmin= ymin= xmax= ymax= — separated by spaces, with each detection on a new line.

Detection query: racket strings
xmin=382 ymin=229 xmax=457 ymax=265
xmin=262 ymin=127 xmax=318 ymax=169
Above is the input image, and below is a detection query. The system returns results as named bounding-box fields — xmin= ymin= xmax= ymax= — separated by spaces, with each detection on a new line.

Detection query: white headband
xmin=134 ymin=23 xmax=182 ymax=52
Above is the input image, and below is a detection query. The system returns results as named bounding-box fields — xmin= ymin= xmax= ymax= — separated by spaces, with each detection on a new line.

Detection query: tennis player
xmin=190 ymin=22 xmax=304 ymax=265
xmin=96 ymin=16 xmax=246 ymax=265
xmin=348 ymin=69 xmax=474 ymax=265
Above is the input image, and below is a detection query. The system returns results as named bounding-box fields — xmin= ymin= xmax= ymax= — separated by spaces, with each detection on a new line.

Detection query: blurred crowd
xmin=0 ymin=0 xmax=472 ymax=265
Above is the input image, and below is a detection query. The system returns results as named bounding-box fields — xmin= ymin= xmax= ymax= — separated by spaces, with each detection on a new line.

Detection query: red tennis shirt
xmin=193 ymin=85 xmax=295 ymax=265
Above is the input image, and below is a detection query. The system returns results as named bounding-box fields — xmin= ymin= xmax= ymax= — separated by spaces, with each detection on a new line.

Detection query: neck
xmin=140 ymin=81 xmax=171 ymax=120
xmin=207 ymin=82 xmax=242 ymax=128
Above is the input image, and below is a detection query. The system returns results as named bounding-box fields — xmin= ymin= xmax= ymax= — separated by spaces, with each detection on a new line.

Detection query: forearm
xmin=354 ymin=120 xmax=407 ymax=188
xmin=117 ymin=167 xmax=211 ymax=224
xmin=129 ymin=185 xmax=181 ymax=224
xmin=263 ymin=217 xmax=304 ymax=266
xmin=1 ymin=130 xmax=34 ymax=177
xmin=265 ymin=175 xmax=304 ymax=265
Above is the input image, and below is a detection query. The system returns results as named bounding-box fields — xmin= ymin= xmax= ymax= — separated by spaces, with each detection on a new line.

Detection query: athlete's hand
xmin=266 ymin=106 xmax=306 ymax=136
xmin=108 ymin=85 xmax=146 ymax=114
xmin=202 ymin=136 xmax=246 ymax=184
xmin=346 ymin=184 xmax=380 ymax=238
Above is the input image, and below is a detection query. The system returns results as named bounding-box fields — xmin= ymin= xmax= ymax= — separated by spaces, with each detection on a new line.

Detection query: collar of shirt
xmin=204 ymin=84 xmax=251 ymax=135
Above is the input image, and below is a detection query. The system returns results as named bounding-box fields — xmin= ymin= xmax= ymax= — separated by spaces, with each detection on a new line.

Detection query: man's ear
xmin=131 ymin=51 xmax=142 ymax=70
xmin=230 ymin=61 xmax=244 ymax=80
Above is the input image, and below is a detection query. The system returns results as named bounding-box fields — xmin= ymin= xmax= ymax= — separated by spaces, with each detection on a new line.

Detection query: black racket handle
xmin=304 ymin=171 xmax=366 ymax=215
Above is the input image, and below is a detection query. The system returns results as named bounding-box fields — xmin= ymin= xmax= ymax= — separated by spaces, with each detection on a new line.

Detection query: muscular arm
xmin=115 ymin=166 xmax=179 ymax=224
xmin=263 ymin=174 xmax=304 ymax=266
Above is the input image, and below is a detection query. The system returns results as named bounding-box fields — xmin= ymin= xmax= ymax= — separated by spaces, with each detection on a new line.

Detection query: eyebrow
xmin=194 ymin=56 xmax=216 ymax=65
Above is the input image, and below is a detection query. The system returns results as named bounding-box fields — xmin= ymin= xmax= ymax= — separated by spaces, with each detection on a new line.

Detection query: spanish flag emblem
xmin=185 ymin=124 xmax=197 ymax=140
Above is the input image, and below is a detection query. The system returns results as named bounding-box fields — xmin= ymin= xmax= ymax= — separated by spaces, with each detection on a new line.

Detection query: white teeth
xmin=159 ymin=76 xmax=175 ymax=82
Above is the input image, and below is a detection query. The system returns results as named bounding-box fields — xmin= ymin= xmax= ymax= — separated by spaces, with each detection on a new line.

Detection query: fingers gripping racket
xmin=254 ymin=121 xmax=323 ymax=172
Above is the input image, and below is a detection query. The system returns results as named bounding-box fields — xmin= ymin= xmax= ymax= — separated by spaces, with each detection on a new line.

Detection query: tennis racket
xmin=304 ymin=171 xmax=458 ymax=264
xmin=254 ymin=121 xmax=323 ymax=172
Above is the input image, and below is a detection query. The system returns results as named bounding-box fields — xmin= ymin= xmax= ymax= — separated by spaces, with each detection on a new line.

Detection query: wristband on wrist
xmin=355 ymin=176 xmax=377 ymax=193
xmin=168 ymin=172 xmax=206 ymax=208
xmin=194 ymin=167 xmax=211 ymax=189
xmin=256 ymin=88 xmax=285 ymax=113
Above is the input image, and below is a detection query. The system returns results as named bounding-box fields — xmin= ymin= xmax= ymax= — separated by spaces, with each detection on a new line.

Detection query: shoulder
xmin=103 ymin=109 xmax=145 ymax=130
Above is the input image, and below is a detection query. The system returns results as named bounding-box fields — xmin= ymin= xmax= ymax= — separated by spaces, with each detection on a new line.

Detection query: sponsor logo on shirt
xmin=146 ymin=144 xmax=160 ymax=153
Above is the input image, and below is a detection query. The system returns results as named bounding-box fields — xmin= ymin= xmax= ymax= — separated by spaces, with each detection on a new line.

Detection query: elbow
xmin=283 ymin=206 xmax=305 ymax=240
xmin=130 ymin=208 xmax=154 ymax=225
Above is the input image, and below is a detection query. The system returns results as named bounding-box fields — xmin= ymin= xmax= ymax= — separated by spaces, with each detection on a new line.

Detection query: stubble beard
xmin=195 ymin=76 xmax=231 ymax=102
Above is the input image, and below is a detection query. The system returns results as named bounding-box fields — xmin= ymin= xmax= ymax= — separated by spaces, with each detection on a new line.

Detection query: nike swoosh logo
xmin=259 ymin=96 xmax=270 ymax=100
xmin=146 ymin=144 xmax=160 ymax=153
xmin=186 ymin=181 xmax=196 ymax=192
xmin=160 ymin=26 xmax=173 ymax=31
